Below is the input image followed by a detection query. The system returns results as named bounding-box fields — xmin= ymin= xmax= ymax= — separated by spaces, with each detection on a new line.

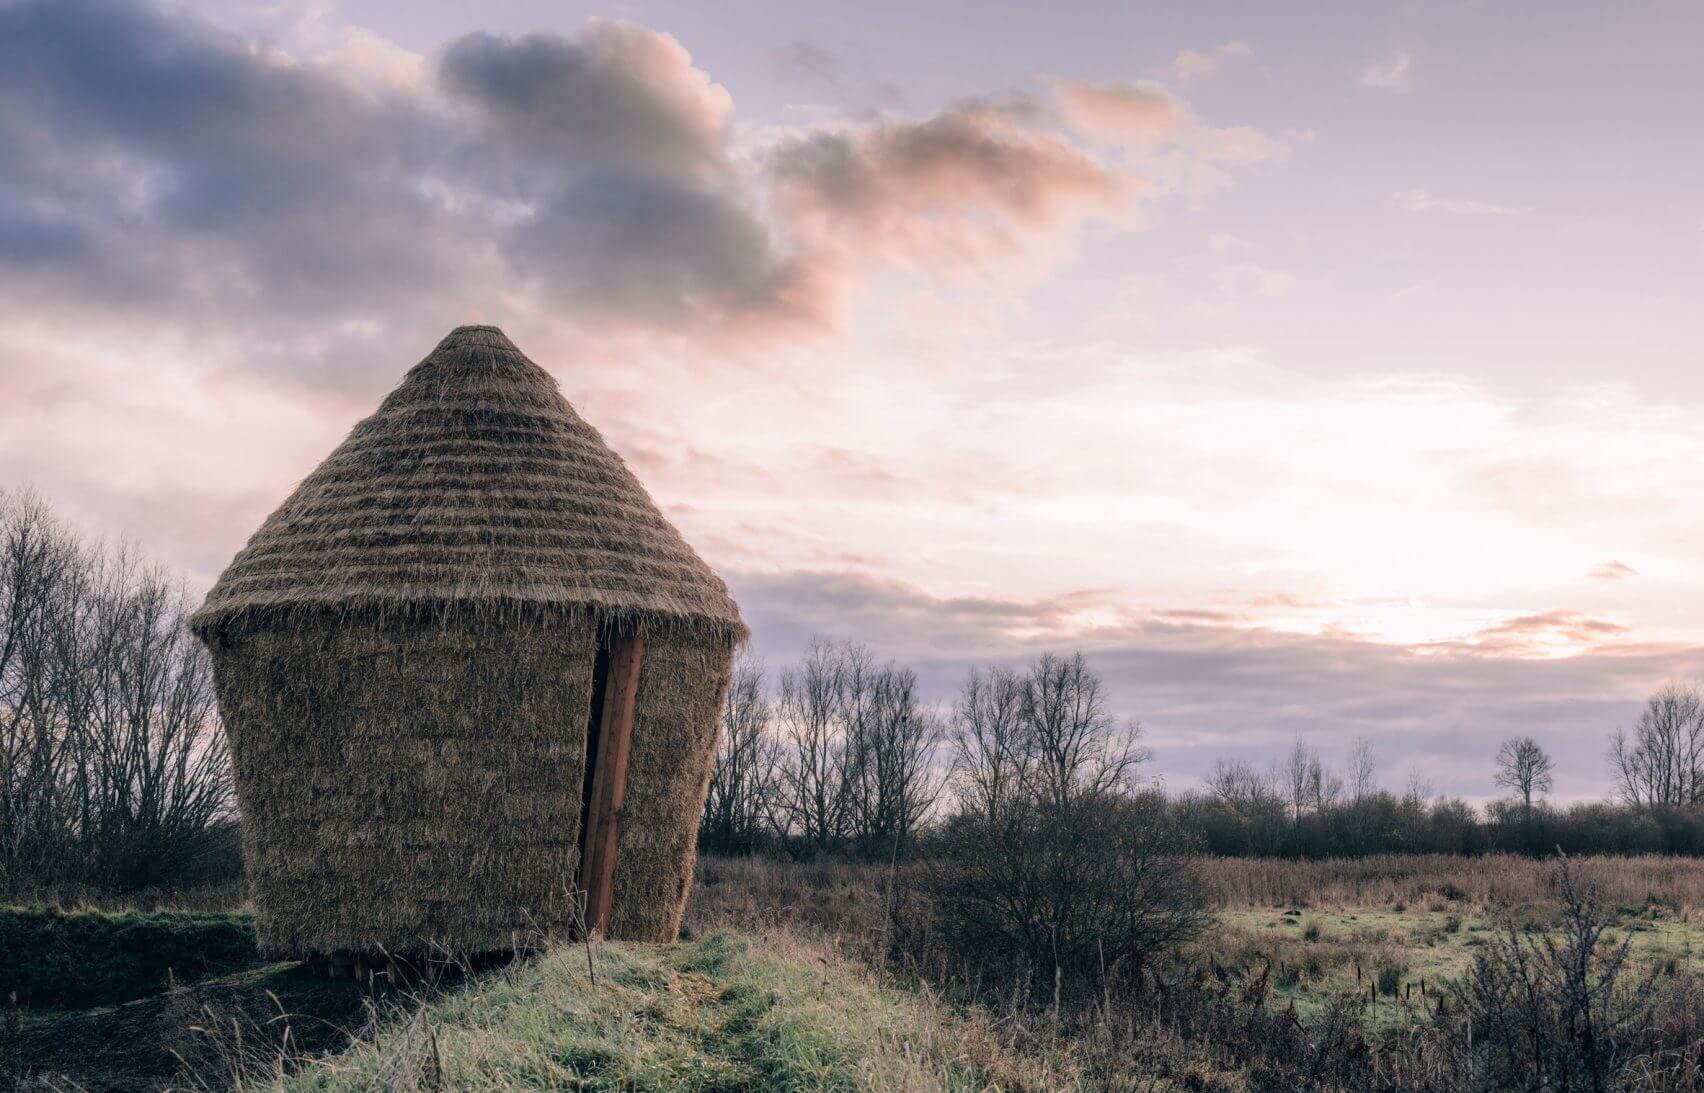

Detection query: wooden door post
xmin=579 ymin=627 xmax=644 ymax=935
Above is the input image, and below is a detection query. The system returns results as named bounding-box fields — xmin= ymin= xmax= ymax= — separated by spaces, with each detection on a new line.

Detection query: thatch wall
xmin=208 ymin=611 xmax=598 ymax=958
xmin=609 ymin=631 xmax=736 ymax=941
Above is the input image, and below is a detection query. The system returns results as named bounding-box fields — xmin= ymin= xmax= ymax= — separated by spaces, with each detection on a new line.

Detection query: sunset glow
xmin=4 ymin=0 xmax=1703 ymax=800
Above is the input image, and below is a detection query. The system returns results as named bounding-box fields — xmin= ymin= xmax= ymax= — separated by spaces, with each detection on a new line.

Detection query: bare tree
xmin=950 ymin=666 xmax=1028 ymax=819
xmin=844 ymin=660 xmax=942 ymax=853
xmin=0 ymin=488 xmax=78 ymax=883
xmin=773 ymin=639 xmax=851 ymax=851
xmin=1610 ymin=683 xmax=1704 ymax=809
xmin=701 ymin=653 xmax=778 ymax=852
xmin=1280 ymin=737 xmax=1341 ymax=821
xmin=1403 ymin=767 xmax=1434 ymax=808
xmin=0 ymin=490 xmax=231 ymax=893
xmin=1347 ymin=736 xmax=1377 ymax=801
xmin=936 ymin=651 xmax=1204 ymax=994
xmin=1021 ymin=651 xmax=1147 ymax=809
xmin=1206 ymin=758 xmax=1279 ymax=814
xmin=1494 ymin=735 xmax=1555 ymax=819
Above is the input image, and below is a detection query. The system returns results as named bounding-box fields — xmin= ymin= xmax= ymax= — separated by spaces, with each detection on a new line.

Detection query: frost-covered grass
xmin=275 ymin=931 xmax=1043 ymax=1091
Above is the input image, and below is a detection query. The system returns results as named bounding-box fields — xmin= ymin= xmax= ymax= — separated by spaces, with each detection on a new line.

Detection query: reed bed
xmin=1199 ymin=852 xmax=1704 ymax=910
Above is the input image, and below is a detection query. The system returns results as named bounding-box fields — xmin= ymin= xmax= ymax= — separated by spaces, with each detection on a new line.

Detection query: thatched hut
xmin=190 ymin=325 xmax=744 ymax=964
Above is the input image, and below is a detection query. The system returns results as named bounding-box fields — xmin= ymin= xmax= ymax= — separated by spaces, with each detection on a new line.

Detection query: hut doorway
xmin=576 ymin=625 xmax=645 ymax=935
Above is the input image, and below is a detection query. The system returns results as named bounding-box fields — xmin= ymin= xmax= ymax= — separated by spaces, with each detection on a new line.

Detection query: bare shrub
xmin=1440 ymin=854 xmax=1676 ymax=1092
xmin=931 ymin=653 xmax=1206 ymax=998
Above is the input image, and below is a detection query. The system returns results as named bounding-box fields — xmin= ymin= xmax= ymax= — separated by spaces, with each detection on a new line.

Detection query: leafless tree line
xmin=1206 ymin=736 xmax=1382 ymax=822
xmin=703 ymin=645 xmax=1161 ymax=858
xmin=702 ymin=640 xmax=945 ymax=855
xmin=0 ymin=490 xmax=231 ymax=892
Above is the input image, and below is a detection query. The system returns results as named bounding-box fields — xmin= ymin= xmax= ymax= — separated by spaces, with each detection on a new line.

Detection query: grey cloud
xmin=0 ymin=0 xmax=831 ymax=389
xmin=0 ymin=0 xmax=1202 ymax=388
xmin=0 ymin=0 xmax=462 ymax=381
xmin=504 ymin=171 xmax=798 ymax=326
xmin=440 ymin=24 xmax=730 ymax=182
xmin=770 ymin=105 xmax=1125 ymax=265
xmin=778 ymin=106 xmax=1119 ymax=216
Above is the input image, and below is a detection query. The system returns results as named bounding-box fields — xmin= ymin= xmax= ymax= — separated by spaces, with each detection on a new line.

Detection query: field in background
xmin=1203 ymin=853 xmax=1704 ymax=909
xmin=1200 ymin=854 xmax=1704 ymax=1022
xmin=690 ymin=852 xmax=1704 ymax=924
xmin=689 ymin=853 xmax=1704 ymax=1027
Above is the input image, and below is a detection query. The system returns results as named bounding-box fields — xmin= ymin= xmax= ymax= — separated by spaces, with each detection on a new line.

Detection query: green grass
xmin=281 ymin=931 xmax=1027 ymax=1091
xmin=0 ymin=904 xmax=259 ymax=1008
xmin=1214 ymin=904 xmax=1704 ymax=1023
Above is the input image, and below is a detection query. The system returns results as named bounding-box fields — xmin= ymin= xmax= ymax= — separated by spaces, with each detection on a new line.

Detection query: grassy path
xmin=284 ymin=932 xmax=1029 ymax=1091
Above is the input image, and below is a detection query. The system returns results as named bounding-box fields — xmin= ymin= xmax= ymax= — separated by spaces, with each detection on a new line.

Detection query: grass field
xmin=1214 ymin=904 xmax=1703 ymax=1022
xmin=1199 ymin=853 xmax=1704 ymax=1022
xmin=9 ymin=853 xmax=1704 ymax=1089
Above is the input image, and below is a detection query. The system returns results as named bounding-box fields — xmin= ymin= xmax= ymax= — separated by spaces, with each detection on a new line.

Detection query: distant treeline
xmin=701 ymin=639 xmax=1704 ymax=861
xmin=1173 ymin=786 xmax=1704 ymax=859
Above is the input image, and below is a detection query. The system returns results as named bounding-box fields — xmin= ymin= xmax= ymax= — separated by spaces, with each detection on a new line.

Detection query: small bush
xmin=932 ymin=791 xmax=1208 ymax=998
xmin=1438 ymin=854 xmax=1690 ymax=1090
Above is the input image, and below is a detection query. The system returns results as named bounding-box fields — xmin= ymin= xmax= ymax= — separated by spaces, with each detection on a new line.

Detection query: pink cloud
xmin=1168 ymin=42 xmax=1252 ymax=83
xmin=771 ymin=104 xmax=1130 ymax=274
xmin=1051 ymin=80 xmax=1183 ymax=144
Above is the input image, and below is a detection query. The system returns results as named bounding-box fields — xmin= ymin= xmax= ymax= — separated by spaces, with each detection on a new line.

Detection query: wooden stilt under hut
xmin=190 ymin=325 xmax=745 ymax=969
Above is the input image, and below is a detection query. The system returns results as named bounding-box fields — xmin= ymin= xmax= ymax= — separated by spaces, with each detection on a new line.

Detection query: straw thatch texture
xmin=608 ymin=632 xmax=736 ymax=941
xmin=210 ymin=612 xmax=598 ymax=957
xmin=193 ymin=325 xmax=743 ymax=959
xmin=190 ymin=325 xmax=744 ymax=643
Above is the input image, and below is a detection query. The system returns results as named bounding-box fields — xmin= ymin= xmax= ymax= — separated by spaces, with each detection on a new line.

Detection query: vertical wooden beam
xmin=579 ymin=627 xmax=645 ymax=936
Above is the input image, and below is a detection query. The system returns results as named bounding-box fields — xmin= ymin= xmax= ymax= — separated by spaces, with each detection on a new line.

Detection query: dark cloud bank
xmin=0 ymin=0 xmax=1135 ymax=393
xmin=0 ymin=0 xmax=811 ymax=377
xmin=733 ymin=569 xmax=1704 ymax=799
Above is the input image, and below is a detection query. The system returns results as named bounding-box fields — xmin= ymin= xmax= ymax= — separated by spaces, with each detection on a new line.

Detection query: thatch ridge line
xmin=192 ymin=597 xmax=745 ymax=643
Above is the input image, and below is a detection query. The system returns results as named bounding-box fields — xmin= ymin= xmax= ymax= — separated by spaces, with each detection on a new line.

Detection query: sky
xmin=3 ymin=0 xmax=1704 ymax=802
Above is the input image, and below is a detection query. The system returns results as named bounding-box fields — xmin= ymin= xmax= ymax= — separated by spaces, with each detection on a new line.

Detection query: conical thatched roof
xmin=191 ymin=325 xmax=744 ymax=640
